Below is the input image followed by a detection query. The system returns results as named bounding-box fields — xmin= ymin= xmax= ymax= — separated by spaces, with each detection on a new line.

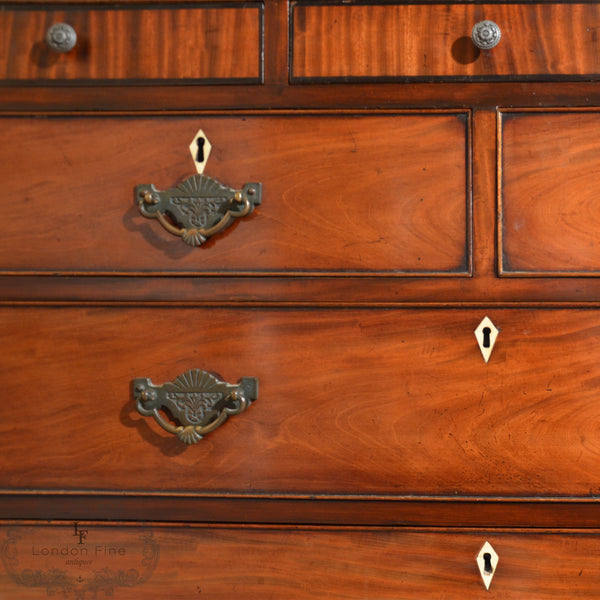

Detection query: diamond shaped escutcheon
xmin=189 ymin=128 xmax=212 ymax=174
xmin=476 ymin=541 xmax=499 ymax=590
xmin=474 ymin=316 xmax=499 ymax=363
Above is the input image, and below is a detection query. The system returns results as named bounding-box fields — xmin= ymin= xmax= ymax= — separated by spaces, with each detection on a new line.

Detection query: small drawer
xmin=0 ymin=112 xmax=470 ymax=276
xmin=0 ymin=4 xmax=263 ymax=83
xmin=500 ymin=109 xmax=600 ymax=276
xmin=292 ymin=3 xmax=600 ymax=81
xmin=2 ymin=307 xmax=600 ymax=500
xmin=2 ymin=523 xmax=600 ymax=598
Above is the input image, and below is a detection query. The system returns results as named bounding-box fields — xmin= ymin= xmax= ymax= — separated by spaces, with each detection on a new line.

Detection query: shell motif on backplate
xmin=133 ymin=369 xmax=258 ymax=444
xmin=136 ymin=174 xmax=262 ymax=246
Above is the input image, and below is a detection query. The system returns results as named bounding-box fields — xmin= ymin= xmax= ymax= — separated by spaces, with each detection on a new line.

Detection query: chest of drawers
xmin=3 ymin=1 xmax=600 ymax=598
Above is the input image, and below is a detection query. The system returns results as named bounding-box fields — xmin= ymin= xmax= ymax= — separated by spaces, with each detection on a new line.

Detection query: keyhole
xmin=482 ymin=327 xmax=491 ymax=348
xmin=483 ymin=552 xmax=494 ymax=574
xmin=196 ymin=137 xmax=205 ymax=163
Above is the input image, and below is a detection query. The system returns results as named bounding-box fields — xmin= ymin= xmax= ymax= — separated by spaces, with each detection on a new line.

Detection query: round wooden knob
xmin=471 ymin=20 xmax=501 ymax=50
xmin=45 ymin=23 xmax=77 ymax=53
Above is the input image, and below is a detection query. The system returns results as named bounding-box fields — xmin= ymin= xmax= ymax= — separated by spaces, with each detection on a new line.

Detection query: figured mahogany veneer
xmin=2 ymin=306 xmax=600 ymax=499
xmin=500 ymin=109 xmax=600 ymax=275
xmin=0 ymin=112 xmax=469 ymax=276
xmin=0 ymin=4 xmax=262 ymax=82
xmin=292 ymin=2 xmax=600 ymax=81
xmin=3 ymin=0 xmax=600 ymax=597
xmin=2 ymin=522 xmax=600 ymax=599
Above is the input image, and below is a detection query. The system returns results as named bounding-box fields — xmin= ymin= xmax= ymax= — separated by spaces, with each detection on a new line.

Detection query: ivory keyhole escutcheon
xmin=189 ymin=128 xmax=212 ymax=174
xmin=474 ymin=316 xmax=499 ymax=363
xmin=476 ymin=541 xmax=499 ymax=590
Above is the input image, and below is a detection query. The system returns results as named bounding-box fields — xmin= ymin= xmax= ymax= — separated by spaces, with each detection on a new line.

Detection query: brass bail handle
xmin=133 ymin=369 xmax=258 ymax=445
xmin=136 ymin=174 xmax=262 ymax=247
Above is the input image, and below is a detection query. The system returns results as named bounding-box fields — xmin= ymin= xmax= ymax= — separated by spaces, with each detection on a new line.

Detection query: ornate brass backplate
xmin=136 ymin=174 xmax=262 ymax=246
xmin=133 ymin=369 xmax=258 ymax=444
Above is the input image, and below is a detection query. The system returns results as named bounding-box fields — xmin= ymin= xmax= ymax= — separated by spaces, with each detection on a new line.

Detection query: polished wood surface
xmin=3 ymin=0 xmax=600 ymax=596
xmin=2 ymin=522 xmax=600 ymax=599
xmin=0 ymin=113 xmax=469 ymax=275
xmin=0 ymin=5 xmax=262 ymax=81
xmin=2 ymin=306 xmax=600 ymax=498
xmin=500 ymin=109 xmax=600 ymax=275
xmin=5 ymin=493 xmax=600 ymax=529
xmin=292 ymin=3 xmax=600 ymax=81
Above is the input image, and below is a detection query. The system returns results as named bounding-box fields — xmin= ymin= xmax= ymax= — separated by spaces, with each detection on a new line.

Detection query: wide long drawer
xmin=0 ymin=112 xmax=470 ymax=276
xmin=0 ymin=4 xmax=262 ymax=83
xmin=2 ymin=306 xmax=600 ymax=499
xmin=2 ymin=523 xmax=600 ymax=599
xmin=292 ymin=3 xmax=600 ymax=81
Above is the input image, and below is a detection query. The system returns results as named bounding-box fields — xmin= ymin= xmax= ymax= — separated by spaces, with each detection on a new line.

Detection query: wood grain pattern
xmin=0 ymin=113 xmax=469 ymax=275
xmin=2 ymin=306 xmax=600 ymax=498
xmin=2 ymin=523 xmax=600 ymax=599
xmin=292 ymin=3 xmax=600 ymax=81
xmin=3 ymin=0 xmax=600 ymax=596
xmin=5 ymin=494 xmax=600 ymax=529
xmin=0 ymin=5 xmax=262 ymax=81
xmin=500 ymin=110 xmax=600 ymax=275
xmin=6 ymin=81 xmax=600 ymax=112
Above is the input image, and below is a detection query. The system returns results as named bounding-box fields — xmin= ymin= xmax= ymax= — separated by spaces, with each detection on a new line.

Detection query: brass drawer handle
xmin=133 ymin=369 xmax=258 ymax=444
xmin=471 ymin=20 xmax=501 ymax=50
xmin=136 ymin=174 xmax=261 ymax=246
xmin=45 ymin=23 xmax=77 ymax=53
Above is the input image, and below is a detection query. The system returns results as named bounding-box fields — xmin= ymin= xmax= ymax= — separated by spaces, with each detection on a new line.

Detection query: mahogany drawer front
xmin=500 ymin=109 xmax=600 ymax=276
xmin=292 ymin=3 xmax=600 ymax=82
xmin=0 ymin=4 xmax=263 ymax=83
xmin=2 ymin=523 xmax=600 ymax=599
xmin=0 ymin=112 xmax=470 ymax=276
xmin=3 ymin=306 xmax=600 ymax=498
